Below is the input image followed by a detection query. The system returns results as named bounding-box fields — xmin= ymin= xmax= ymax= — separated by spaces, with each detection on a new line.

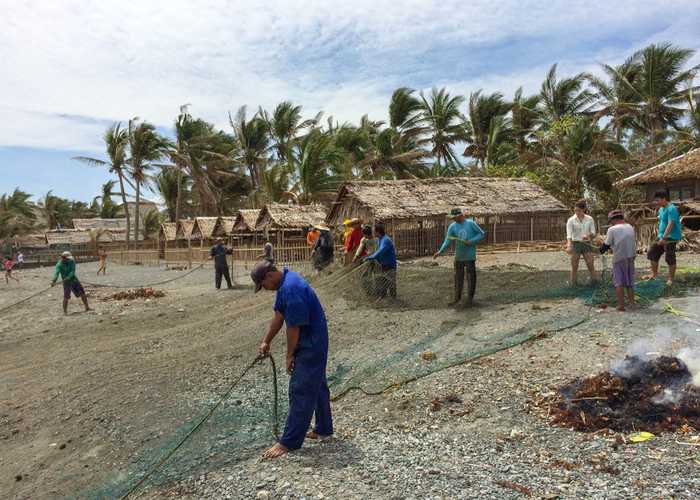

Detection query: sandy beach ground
xmin=2 ymin=251 xmax=699 ymax=499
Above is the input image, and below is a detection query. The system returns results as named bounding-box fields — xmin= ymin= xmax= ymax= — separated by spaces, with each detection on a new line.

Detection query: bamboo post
xmin=530 ymin=216 xmax=534 ymax=241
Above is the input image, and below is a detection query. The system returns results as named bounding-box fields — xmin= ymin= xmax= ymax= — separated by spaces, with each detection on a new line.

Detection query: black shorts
xmin=647 ymin=241 xmax=677 ymax=266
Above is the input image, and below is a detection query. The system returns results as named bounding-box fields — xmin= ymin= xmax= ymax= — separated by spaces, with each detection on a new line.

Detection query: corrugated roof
xmin=255 ymin=203 xmax=327 ymax=231
xmin=617 ymin=148 xmax=700 ymax=188
xmin=233 ymin=209 xmax=261 ymax=231
xmin=327 ymin=177 xmax=567 ymax=222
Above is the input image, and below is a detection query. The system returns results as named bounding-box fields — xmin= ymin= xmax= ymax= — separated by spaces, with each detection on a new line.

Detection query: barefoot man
xmin=251 ymin=260 xmax=333 ymax=459
xmin=644 ymin=190 xmax=682 ymax=286
xmin=51 ymin=251 xmax=91 ymax=315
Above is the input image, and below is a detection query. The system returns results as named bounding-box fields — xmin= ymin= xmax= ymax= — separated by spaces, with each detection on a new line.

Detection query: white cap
xmin=61 ymin=251 xmax=72 ymax=258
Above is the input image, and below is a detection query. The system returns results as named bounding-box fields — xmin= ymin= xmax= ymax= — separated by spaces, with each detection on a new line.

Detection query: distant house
xmin=616 ymin=148 xmax=700 ymax=203
xmin=159 ymin=222 xmax=178 ymax=249
xmin=255 ymin=203 xmax=326 ymax=246
xmin=326 ymin=177 xmax=568 ymax=257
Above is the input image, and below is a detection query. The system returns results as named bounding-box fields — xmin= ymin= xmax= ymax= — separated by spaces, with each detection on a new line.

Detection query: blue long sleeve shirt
xmin=437 ymin=219 xmax=486 ymax=261
xmin=366 ymin=234 xmax=397 ymax=269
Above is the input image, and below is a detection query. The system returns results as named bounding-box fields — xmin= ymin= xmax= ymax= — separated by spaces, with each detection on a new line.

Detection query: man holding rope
xmin=51 ymin=251 xmax=91 ymax=315
xmin=252 ymin=260 xmax=333 ymax=459
xmin=433 ymin=208 xmax=485 ymax=307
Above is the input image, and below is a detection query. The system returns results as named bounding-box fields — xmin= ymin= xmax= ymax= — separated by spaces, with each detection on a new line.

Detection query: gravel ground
xmin=2 ymin=252 xmax=699 ymax=499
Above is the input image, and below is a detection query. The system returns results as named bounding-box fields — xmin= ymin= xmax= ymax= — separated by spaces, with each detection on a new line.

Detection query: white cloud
xmin=1 ymin=0 xmax=698 ymax=152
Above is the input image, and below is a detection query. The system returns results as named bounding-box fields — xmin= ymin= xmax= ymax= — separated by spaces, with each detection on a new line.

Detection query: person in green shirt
xmin=433 ymin=208 xmax=486 ymax=306
xmin=644 ymin=190 xmax=683 ymax=286
xmin=51 ymin=251 xmax=91 ymax=315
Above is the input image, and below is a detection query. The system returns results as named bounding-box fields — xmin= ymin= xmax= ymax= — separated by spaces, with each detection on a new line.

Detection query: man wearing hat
xmin=310 ymin=222 xmax=334 ymax=271
xmin=433 ymin=208 xmax=485 ymax=306
xmin=251 ymin=260 xmax=333 ymax=459
xmin=51 ymin=251 xmax=91 ymax=315
xmin=209 ymin=237 xmax=234 ymax=289
xmin=599 ymin=209 xmax=637 ymax=311
xmin=343 ymin=218 xmax=363 ymax=266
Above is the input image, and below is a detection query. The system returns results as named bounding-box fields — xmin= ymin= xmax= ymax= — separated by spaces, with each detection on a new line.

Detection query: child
xmin=600 ymin=210 xmax=636 ymax=311
xmin=4 ymin=256 xmax=19 ymax=284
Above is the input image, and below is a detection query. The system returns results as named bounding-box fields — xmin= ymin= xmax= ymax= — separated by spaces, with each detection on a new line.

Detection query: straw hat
xmin=348 ymin=217 xmax=361 ymax=226
xmin=315 ymin=222 xmax=330 ymax=231
xmin=61 ymin=251 xmax=72 ymax=258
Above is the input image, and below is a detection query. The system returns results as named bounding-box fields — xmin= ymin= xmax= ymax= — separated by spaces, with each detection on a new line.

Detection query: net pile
xmin=88 ymin=259 xmax=700 ymax=498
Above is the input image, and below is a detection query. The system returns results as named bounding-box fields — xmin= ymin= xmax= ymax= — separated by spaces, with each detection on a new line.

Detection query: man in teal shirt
xmin=433 ymin=208 xmax=486 ymax=306
xmin=51 ymin=251 xmax=91 ymax=315
xmin=644 ymin=190 xmax=683 ymax=286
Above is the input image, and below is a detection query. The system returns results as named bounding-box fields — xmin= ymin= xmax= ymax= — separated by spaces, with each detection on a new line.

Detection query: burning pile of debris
xmin=108 ymin=287 xmax=166 ymax=301
xmin=547 ymin=356 xmax=700 ymax=433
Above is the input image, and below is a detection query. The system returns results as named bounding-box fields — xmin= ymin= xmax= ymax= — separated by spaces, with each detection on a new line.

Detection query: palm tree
xmin=389 ymin=87 xmax=425 ymax=138
xmin=74 ymin=123 xmax=132 ymax=246
xmin=261 ymin=101 xmax=321 ymax=165
xmin=168 ymin=107 xmax=234 ymax=218
xmin=511 ymin=87 xmax=541 ymax=155
xmin=291 ymin=128 xmax=343 ymax=203
xmin=0 ymin=188 xmax=37 ymax=238
xmin=588 ymin=56 xmax=641 ymax=143
xmin=539 ymin=64 xmax=594 ymax=125
xmin=463 ymin=90 xmax=512 ymax=169
xmin=38 ymin=191 xmax=71 ymax=229
xmin=420 ymin=87 xmax=467 ymax=175
xmin=621 ymin=43 xmax=699 ymax=145
xmin=153 ymin=167 xmax=186 ymax=221
xmin=229 ymin=106 xmax=269 ymax=191
xmin=534 ymin=116 xmax=626 ymax=203
xmin=140 ymin=210 xmax=162 ymax=240
xmin=93 ymin=180 xmax=121 ymax=218
xmin=127 ymin=118 xmax=167 ymax=242
xmin=260 ymin=164 xmax=291 ymax=203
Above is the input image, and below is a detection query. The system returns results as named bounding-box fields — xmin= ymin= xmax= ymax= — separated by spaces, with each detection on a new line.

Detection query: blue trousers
xmin=279 ymin=348 xmax=333 ymax=450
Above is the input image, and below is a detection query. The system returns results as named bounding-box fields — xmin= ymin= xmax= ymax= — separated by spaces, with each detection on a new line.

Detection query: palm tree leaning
xmin=419 ymin=87 xmax=467 ymax=176
xmin=0 ymin=188 xmax=37 ymax=238
xmin=93 ymin=180 xmax=121 ymax=218
xmin=74 ymin=123 xmax=132 ymax=247
xmin=127 ymin=118 xmax=167 ymax=243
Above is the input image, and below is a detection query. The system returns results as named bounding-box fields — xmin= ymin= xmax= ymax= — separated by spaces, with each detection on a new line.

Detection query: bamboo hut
xmin=176 ymin=219 xmax=199 ymax=248
xmin=616 ymin=148 xmax=700 ymax=244
xmin=45 ymin=229 xmax=115 ymax=248
xmin=326 ymin=177 xmax=568 ymax=257
xmin=193 ymin=217 xmax=222 ymax=248
xmin=255 ymin=203 xmax=326 ymax=246
xmin=12 ymin=233 xmax=48 ymax=250
xmin=231 ymin=209 xmax=261 ymax=247
xmin=159 ymin=222 xmax=178 ymax=250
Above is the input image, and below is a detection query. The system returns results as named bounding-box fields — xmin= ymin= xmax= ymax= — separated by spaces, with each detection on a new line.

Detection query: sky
xmin=1 ymin=0 xmax=699 ymax=203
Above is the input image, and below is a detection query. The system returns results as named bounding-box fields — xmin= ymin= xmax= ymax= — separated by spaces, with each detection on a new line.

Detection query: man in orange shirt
xmin=306 ymin=225 xmax=320 ymax=248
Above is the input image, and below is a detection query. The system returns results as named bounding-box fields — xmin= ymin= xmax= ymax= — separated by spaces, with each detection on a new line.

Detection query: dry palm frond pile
xmin=108 ymin=288 xmax=166 ymax=301
xmin=546 ymin=356 xmax=700 ymax=433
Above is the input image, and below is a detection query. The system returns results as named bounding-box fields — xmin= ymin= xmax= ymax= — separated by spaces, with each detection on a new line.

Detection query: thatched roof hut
xmin=326 ymin=177 xmax=568 ymax=256
xmin=233 ymin=209 xmax=262 ymax=232
xmin=219 ymin=216 xmax=237 ymax=235
xmin=327 ymin=177 xmax=567 ymax=224
xmin=72 ymin=218 xmax=127 ymax=231
xmin=255 ymin=203 xmax=327 ymax=232
xmin=159 ymin=222 xmax=178 ymax=242
xmin=176 ymin=219 xmax=198 ymax=240
xmin=13 ymin=233 xmax=48 ymax=249
xmin=45 ymin=229 xmax=118 ymax=246
xmin=193 ymin=217 xmax=220 ymax=240
xmin=616 ymin=148 xmax=700 ymax=202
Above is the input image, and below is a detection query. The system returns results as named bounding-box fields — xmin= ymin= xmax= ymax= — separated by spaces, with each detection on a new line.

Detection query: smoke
xmin=611 ymin=325 xmax=700 ymax=387
xmin=678 ymin=347 xmax=700 ymax=386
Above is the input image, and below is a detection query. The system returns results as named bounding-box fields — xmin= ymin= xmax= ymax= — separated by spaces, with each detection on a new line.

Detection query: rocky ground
xmin=2 ymin=252 xmax=699 ymax=499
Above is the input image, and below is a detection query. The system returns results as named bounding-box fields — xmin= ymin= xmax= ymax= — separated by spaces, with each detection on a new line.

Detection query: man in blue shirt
xmin=644 ymin=190 xmax=683 ymax=286
xmin=209 ymin=238 xmax=233 ymax=289
xmin=433 ymin=208 xmax=486 ymax=306
xmin=364 ymin=223 xmax=397 ymax=299
xmin=252 ymin=260 xmax=333 ymax=459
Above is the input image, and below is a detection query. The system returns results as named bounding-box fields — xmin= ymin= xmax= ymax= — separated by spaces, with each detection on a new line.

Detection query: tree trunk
xmin=117 ymin=171 xmax=131 ymax=250
xmin=135 ymin=181 xmax=141 ymax=243
xmin=174 ymin=168 xmax=183 ymax=223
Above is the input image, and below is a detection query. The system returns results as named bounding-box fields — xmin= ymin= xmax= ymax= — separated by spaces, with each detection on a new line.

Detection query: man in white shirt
xmin=565 ymin=199 xmax=598 ymax=286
